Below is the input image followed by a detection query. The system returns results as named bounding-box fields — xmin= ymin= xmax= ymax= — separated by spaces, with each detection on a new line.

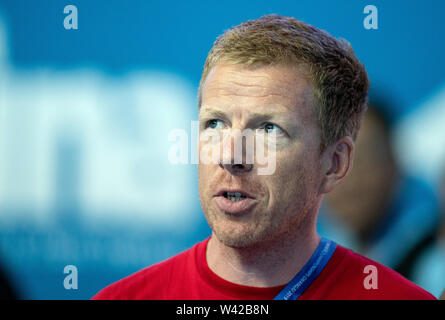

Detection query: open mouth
xmin=214 ymin=190 xmax=257 ymax=214
xmin=223 ymin=192 xmax=248 ymax=202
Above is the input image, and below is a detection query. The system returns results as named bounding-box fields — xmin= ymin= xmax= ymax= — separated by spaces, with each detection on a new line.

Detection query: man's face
xmin=198 ymin=63 xmax=324 ymax=248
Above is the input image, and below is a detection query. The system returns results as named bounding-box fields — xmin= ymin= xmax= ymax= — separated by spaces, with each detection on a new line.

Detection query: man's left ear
xmin=319 ymin=136 xmax=354 ymax=194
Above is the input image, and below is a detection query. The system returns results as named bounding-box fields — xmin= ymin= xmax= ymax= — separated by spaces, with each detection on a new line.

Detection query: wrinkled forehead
xmin=200 ymin=62 xmax=317 ymax=122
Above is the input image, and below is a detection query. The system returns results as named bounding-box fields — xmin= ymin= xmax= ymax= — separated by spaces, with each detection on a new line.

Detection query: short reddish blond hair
xmin=198 ymin=14 xmax=370 ymax=150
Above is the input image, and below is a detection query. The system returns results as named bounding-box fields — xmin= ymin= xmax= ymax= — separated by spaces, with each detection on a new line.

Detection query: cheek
xmin=198 ymin=164 xmax=210 ymax=192
xmin=198 ymin=164 xmax=210 ymax=195
xmin=198 ymin=165 xmax=213 ymax=215
xmin=264 ymin=153 xmax=301 ymax=204
xmin=198 ymin=162 xmax=222 ymax=202
xmin=273 ymin=145 xmax=306 ymax=180
xmin=270 ymin=145 xmax=319 ymax=198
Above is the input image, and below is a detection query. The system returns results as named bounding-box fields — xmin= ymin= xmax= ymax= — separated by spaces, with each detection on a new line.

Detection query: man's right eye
xmin=205 ymin=119 xmax=225 ymax=130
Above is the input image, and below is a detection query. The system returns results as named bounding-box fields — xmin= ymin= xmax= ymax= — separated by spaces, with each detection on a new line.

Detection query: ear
xmin=319 ymin=136 xmax=355 ymax=194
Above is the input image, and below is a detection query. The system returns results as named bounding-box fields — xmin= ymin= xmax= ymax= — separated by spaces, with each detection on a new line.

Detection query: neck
xmin=206 ymin=226 xmax=321 ymax=287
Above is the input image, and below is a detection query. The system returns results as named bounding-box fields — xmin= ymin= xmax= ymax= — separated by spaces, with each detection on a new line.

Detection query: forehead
xmin=201 ymin=63 xmax=316 ymax=120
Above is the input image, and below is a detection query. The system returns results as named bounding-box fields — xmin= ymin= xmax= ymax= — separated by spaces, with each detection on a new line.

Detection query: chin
xmin=205 ymin=206 xmax=275 ymax=248
xmin=212 ymin=225 xmax=270 ymax=249
xmin=216 ymin=234 xmax=258 ymax=248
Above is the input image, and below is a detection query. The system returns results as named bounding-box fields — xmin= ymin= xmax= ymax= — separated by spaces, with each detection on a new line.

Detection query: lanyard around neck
xmin=274 ymin=237 xmax=337 ymax=300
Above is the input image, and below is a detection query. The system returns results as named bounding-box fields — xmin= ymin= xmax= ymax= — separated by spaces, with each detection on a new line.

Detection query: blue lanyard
xmin=274 ymin=237 xmax=337 ymax=300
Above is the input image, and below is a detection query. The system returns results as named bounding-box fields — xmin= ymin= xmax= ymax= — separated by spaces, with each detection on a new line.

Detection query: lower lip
xmin=214 ymin=196 xmax=257 ymax=215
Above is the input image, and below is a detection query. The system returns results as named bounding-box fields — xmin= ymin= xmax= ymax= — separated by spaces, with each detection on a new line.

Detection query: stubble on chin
xmin=211 ymin=218 xmax=268 ymax=249
xmin=199 ymin=152 xmax=322 ymax=251
xmin=204 ymin=200 xmax=307 ymax=250
xmin=203 ymin=208 xmax=265 ymax=249
xmin=202 ymin=181 xmax=320 ymax=252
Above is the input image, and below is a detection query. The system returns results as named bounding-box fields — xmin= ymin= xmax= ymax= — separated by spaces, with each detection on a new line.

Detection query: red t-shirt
xmin=92 ymin=237 xmax=436 ymax=300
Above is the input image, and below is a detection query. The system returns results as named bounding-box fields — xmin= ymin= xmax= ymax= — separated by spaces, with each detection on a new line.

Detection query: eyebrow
xmin=199 ymin=105 xmax=291 ymax=126
xmin=199 ymin=108 xmax=230 ymax=121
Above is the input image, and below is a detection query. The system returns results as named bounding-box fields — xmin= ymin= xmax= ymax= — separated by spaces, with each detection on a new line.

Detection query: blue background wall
xmin=2 ymin=0 xmax=444 ymax=114
xmin=0 ymin=0 xmax=443 ymax=299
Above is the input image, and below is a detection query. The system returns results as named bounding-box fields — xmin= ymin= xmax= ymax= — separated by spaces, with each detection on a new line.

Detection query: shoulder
xmin=306 ymin=244 xmax=437 ymax=300
xmin=334 ymin=245 xmax=436 ymax=300
xmin=92 ymin=241 xmax=201 ymax=300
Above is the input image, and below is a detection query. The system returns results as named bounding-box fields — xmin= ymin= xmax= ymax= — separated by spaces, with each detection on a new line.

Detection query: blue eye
xmin=262 ymin=123 xmax=283 ymax=135
xmin=206 ymin=119 xmax=225 ymax=130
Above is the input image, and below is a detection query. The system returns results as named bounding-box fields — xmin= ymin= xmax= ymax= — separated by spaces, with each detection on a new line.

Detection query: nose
xmin=219 ymin=161 xmax=254 ymax=175
xmin=219 ymin=129 xmax=254 ymax=175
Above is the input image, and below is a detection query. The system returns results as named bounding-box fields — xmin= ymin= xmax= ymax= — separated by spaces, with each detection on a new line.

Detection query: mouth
xmin=215 ymin=189 xmax=255 ymax=199
xmin=223 ymin=191 xmax=249 ymax=202
xmin=213 ymin=189 xmax=257 ymax=214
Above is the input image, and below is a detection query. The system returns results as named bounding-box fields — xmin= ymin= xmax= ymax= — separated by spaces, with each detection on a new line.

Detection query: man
xmin=93 ymin=15 xmax=435 ymax=300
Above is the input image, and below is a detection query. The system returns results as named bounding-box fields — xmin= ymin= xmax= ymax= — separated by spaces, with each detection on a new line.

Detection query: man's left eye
xmin=259 ymin=123 xmax=283 ymax=135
